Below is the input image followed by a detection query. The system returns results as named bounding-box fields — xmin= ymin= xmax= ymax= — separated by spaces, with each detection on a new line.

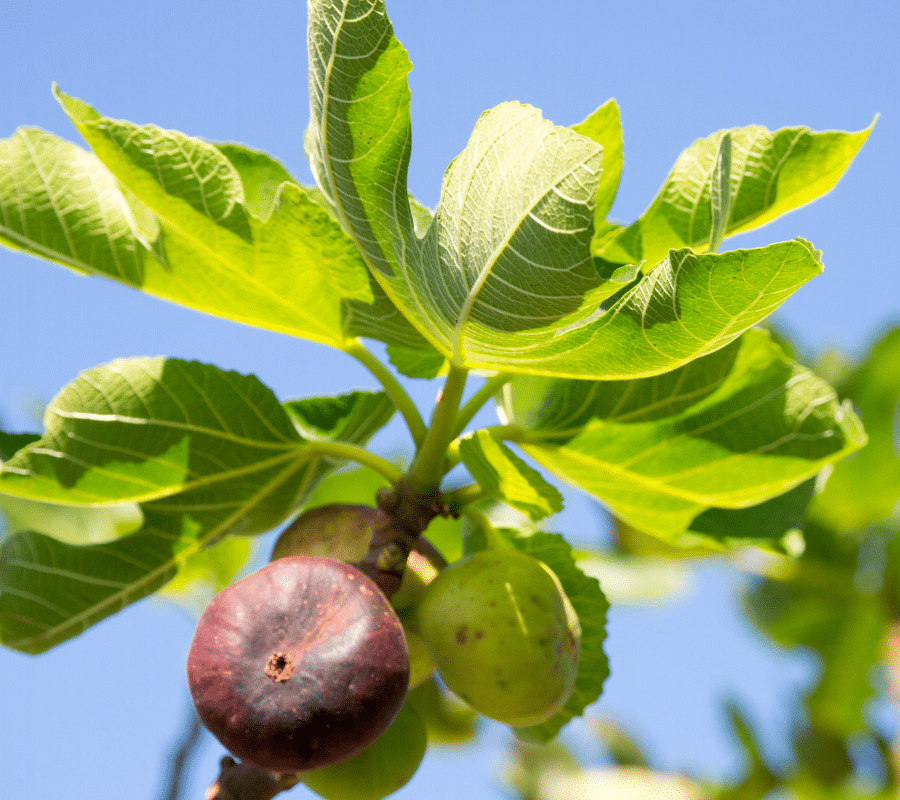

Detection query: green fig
xmin=401 ymin=619 xmax=436 ymax=689
xmin=417 ymin=548 xmax=580 ymax=727
xmin=390 ymin=537 xmax=447 ymax=611
xmin=301 ymin=703 xmax=427 ymax=800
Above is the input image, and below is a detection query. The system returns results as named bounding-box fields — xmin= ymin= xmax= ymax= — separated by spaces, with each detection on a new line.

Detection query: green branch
xmin=451 ymin=373 xmax=512 ymax=440
xmin=345 ymin=339 xmax=427 ymax=446
xmin=406 ymin=365 xmax=469 ymax=495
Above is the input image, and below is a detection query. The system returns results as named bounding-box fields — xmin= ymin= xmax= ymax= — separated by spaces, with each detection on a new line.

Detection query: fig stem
xmin=407 ymin=365 xmax=469 ymax=496
xmin=346 ymin=339 xmax=427 ymax=446
xmin=204 ymin=756 xmax=300 ymax=800
xmin=445 ymin=483 xmax=488 ymax=512
xmin=450 ymin=373 xmax=513 ymax=440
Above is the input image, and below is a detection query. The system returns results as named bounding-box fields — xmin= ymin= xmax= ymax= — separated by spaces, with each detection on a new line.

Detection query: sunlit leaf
xmin=597 ymin=121 xmax=874 ymax=268
xmin=459 ymin=430 xmax=563 ymax=521
xmin=500 ymin=329 xmax=865 ymax=542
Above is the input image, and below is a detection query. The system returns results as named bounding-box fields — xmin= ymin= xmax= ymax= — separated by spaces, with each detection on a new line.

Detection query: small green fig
xmin=401 ymin=620 xmax=436 ymax=689
xmin=390 ymin=537 xmax=447 ymax=611
xmin=301 ymin=703 xmax=427 ymax=800
xmin=417 ymin=548 xmax=580 ymax=727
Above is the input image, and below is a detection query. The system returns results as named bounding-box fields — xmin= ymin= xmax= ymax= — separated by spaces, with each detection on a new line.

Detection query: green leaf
xmin=386 ymin=344 xmax=448 ymax=379
xmin=307 ymin=0 xmax=418 ymax=284
xmin=0 ymin=129 xmax=150 ymax=283
xmin=458 ymin=430 xmax=563 ymax=521
xmin=810 ymin=326 xmax=900 ymax=531
xmin=506 ymin=531 xmax=609 ymax=743
xmin=500 ymin=329 xmax=866 ymax=542
xmin=0 ymin=431 xmax=40 ymax=462
xmin=597 ymin=121 xmax=874 ymax=267
xmin=283 ymin=391 xmax=395 ymax=449
xmin=0 ymin=383 xmax=396 ymax=651
xmin=572 ymin=98 xmax=624 ymax=249
xmin=0 ymin=477 xmax=303 ymax=654
xmin=155 ymin=534 xmax=254 ymax=619
xmin=0 ymin=495 xmax=143 ymax=545
xmin=13 ymin=91 xmax=423 ymax=351
xmin=0 ymin=359 xmax=311 ymax=523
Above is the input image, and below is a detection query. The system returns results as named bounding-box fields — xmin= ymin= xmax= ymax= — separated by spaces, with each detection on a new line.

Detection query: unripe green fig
xmin=401 ymin=620 xmax=435 ymax=689
xmin=271 ymin=504 xmax=379 ymax=563
xmin=417 ymin=548 xmax=580 ymax=727
xmin=301 ymin=703 xmax=427 ymax=800
xmin=187 ymin=556 xmax=410 ymax=773
xmin=390 ymin=537 xmax=448 ymax=611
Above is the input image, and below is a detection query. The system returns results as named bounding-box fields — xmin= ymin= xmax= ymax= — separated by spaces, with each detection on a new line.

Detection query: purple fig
xmin=187 ymin=556 xmax=410 ymax=773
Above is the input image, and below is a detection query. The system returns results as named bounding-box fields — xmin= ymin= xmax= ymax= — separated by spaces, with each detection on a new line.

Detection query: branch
xmin=204 ymin=757 xmax=300 ymax=800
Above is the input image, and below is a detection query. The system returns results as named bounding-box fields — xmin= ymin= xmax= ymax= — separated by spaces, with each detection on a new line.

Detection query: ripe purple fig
xmin=187 ymin=556 xmax=410 ymax=773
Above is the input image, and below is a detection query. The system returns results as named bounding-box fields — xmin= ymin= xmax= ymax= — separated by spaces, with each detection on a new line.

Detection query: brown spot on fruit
xmin=455 ymin=625 xmax=468 ymax=645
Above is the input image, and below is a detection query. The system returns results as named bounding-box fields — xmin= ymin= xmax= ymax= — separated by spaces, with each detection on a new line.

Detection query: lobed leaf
xmin=307 ymin=0 xmax=418 ymax=284
xmin=597 ymin=121 xmax=874 ymax=267
xmin=0 ymin=378 xmax=397 ymax=652
xmin=458 ymin=430 xmax=563 ymax=521
xmin=499 ymin=328 xmax=866 ymax=543
xmin=572 ymin=98 xmax=624 ymax=249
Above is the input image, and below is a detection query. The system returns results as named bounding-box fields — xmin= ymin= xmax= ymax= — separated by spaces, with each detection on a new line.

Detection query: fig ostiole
xmin=301 ymin=703 xmax=427 ymax=800
xmin=187 ymin=555 xmax=410 ymax=774
xmin=416 ymin=548 xmax=580 ymax=727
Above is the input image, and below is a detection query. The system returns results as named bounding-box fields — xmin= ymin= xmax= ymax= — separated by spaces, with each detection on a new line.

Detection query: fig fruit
xmin=271 ymin=504 xmax=378 ymax=564
xmin=187 ymin=556 xmax=410 ymax=773
xmin=416 ymin=548 xmax=580 ymax=727
xmin=390 ymin=537 xmax=448 ymax=611
xmin=301 ymin=703 xmax=427 ymax=800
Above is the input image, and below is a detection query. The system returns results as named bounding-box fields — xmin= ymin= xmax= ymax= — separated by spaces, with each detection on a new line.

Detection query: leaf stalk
xmin=346 ymin=340 xmax=427 ymax=446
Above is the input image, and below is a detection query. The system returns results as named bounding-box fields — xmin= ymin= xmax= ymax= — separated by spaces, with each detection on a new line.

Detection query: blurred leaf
xmin=155 ymin=535 xmax=254 ymax=619
xmin=405 ymin=676 xmax=480 ymax=745
xmin=811 ymin=326 xmax=900 ymax=531
xmin=575 ymin=552 xmax=692 ymax=606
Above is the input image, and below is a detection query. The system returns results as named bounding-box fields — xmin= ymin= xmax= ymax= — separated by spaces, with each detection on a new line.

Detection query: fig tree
xmin=301 ymin=703 xmax=428 ymax=800
xmin=187 ymin=556 xmax=410 ymax=773
xmin=417 ymin=548 xmax=580 ymax=727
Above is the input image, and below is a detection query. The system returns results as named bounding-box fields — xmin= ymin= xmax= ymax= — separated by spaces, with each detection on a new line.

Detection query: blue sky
xmin=1 ymin=1 xmax=898 ymax=797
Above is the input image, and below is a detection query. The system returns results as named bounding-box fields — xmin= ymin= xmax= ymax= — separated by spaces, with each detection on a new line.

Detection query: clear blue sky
xmin=1 ymin=1 xmax=898 ymax=798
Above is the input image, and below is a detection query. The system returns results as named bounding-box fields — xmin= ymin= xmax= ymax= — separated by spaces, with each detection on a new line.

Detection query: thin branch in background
xmin=159 ymin=698 xmax=205 ymax=800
